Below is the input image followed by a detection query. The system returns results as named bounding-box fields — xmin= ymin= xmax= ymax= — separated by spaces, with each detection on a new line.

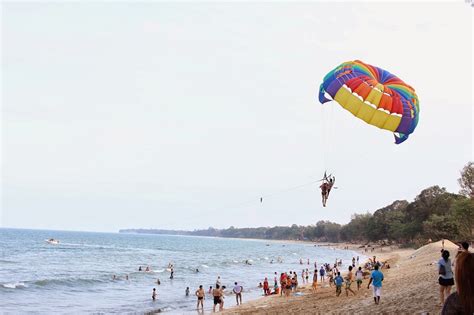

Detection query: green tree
xmin=451 ymin=198 xmax=474 ymax=240
xmin=423 ymin=214 xmax=458 ymax=240
xmin=458 ymin=161 xmax=474 ymax=198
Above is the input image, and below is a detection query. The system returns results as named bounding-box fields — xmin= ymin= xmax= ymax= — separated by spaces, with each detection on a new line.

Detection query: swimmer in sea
xmin=138 ymin=266 xmax=142 ymax=272
xmin=208 ymin=286 xmax=213 ymax=294
xmin=156 ymin=279 xmax=161 ymax=285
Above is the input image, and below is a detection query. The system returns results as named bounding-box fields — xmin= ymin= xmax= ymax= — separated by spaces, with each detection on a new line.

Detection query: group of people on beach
xmin=438 ymin=241 xmax=474 ymax=315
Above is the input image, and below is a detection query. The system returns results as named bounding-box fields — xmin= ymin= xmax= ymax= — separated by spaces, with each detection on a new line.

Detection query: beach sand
xmin=223 ymin=240 xmax=459 ymax=314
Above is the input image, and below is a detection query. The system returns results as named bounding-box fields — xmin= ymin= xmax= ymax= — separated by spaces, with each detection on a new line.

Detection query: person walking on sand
xmin=233 ymin=282 xmax=243 ymax=305
xmin=438 ymin=250 xmax=454 ymax=305
xmin=195 ymin=285 xmax=205 ymax=310
xmin=334 ymin=272 xmax=343 ymax=297
xmin=355 ymin=266 xmax=364 ymax=290
xmin=152 ymin=288 xmax=157 ymax=301
xmin=367 ymin=264 xmax=384 ymax=305
xmin=345 ymin=266 xmax=356 ymax=296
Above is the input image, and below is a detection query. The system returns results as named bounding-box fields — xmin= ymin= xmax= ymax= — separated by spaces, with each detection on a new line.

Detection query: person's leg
xmin=236 ymin=295 xmax=238 ymax=305
xmin=442 ymin=286 xmax=451 ymax=303
xmin=439 ymin=285 xmax=445 ymax=304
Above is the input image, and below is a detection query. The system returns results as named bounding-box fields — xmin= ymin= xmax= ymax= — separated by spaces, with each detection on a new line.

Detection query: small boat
xmin=45 ymin=238 xmax=59 ymax=245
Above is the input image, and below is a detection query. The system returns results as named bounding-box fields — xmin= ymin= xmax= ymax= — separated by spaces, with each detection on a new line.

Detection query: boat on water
xmin=45 ymin=238 xmax=59 ymax=245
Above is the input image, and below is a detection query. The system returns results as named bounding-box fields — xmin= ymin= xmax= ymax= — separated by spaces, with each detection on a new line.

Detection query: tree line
xmin=121 ymin=162 xmax=473 ymax=246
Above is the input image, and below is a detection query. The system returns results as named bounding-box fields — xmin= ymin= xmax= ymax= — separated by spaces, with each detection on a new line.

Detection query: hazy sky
xmin=2 ymin=2 xmax=472 ymax=232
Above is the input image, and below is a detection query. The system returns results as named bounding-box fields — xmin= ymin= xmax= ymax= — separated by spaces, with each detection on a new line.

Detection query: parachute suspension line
xmin=320 ymin=94 xmax=336 ymax=174
xmin=205 ymin=178 xmax=323 ymax=216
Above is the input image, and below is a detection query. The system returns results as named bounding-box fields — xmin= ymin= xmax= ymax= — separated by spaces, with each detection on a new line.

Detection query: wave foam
xmin=2 ymin=282 xmax=27 ymax=289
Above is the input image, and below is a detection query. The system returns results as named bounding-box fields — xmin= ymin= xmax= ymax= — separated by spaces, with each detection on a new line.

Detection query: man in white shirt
xmin=233 ymin=282 xmax=243 ymax=305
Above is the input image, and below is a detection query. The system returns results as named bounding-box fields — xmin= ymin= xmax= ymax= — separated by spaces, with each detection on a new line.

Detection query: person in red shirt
xmin=263 ymin=278 xmax=270 ymax=295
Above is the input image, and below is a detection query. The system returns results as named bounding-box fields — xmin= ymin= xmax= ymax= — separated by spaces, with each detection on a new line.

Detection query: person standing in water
xmin=195 ymin=285 xmax=205 ymax=310
xmin=212 ymin=284 xmax=223 ymax=312
xmin=233 ymin=282 xmax=243 ymax=305
xmin=152 ymin=288 xmax=157 ymax=301
xmin=319 ymin=266 xmax=325 ymax=283
xmin=185 ymin=287 xmax=190 ymax=296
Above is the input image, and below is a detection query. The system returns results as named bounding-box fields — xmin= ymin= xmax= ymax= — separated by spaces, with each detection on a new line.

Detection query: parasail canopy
xmin=319 ymin=60 xmax=419 ymax=144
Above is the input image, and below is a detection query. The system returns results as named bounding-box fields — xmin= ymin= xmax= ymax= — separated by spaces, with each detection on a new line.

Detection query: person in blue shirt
xmin=334 ymin=272 xmax=344 ymax=296
xmin=367 ymin=264 xmax=384 ymax=304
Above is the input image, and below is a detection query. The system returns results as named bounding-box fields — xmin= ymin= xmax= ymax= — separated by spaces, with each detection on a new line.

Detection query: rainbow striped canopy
xmin=319 ymin=60 xmax=419 ymax=144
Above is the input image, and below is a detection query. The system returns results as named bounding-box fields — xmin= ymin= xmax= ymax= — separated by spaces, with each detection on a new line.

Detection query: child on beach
xmin=334 ymin=272 xmax=343 ymax=296
xmin=312 ymin=269 xmax=318 ymax=292
xmin=263 ymin=278 xmax=270 ymax=296
xmin=355 ymin=266 xmax=364 ymax=290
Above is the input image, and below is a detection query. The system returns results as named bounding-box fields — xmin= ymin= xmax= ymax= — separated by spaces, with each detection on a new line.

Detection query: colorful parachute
xmin=319 ymin=60 xmax=419 ymax=144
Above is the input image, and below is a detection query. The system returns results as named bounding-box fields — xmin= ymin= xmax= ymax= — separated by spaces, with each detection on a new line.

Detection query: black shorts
xmin=198 ymin=297 xmax=203 ymax=300
xmin=438 ymin=277 xmax=454 ymax=286
xmin=213 ymin=296 xmax=221 ymax=305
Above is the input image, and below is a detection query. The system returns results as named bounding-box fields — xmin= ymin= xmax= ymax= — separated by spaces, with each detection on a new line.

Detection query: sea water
xmin=0 ymin=228 xmax=361 ymax=313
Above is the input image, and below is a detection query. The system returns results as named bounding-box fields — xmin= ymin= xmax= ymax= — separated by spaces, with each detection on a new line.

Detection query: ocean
xmin=0 ymin=228 xmax=361 ymax=313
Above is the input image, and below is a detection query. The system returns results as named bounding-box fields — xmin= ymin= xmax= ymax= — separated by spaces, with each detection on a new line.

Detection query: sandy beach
xmin=223 ymin=240 xmax=459 ymax=314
